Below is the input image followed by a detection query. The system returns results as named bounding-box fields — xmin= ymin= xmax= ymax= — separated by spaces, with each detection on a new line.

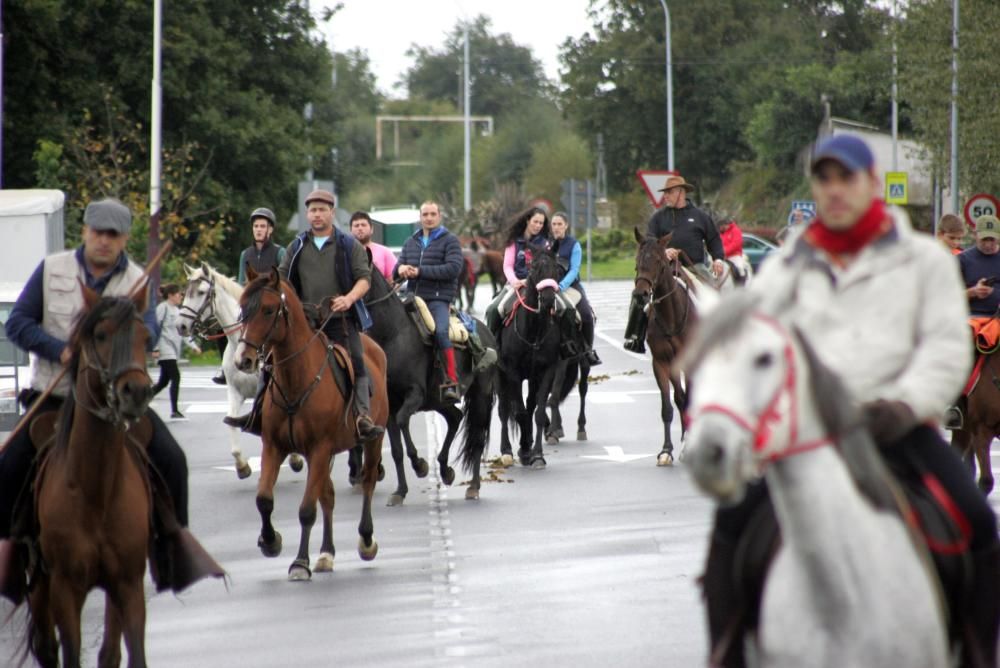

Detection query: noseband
xmin=75 ymin=313 xmax=150 ymax=427
xmin=238 ymin=287 xmax=289 ymax=358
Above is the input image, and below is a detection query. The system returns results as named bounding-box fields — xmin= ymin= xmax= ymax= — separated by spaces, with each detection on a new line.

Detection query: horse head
xmin=633 ymin=228 xmax=674 ymax=303
xmin=235 ymin=267 xmax=294 ymax=372
xmin=177 ymin=264 xmax=213 ymax=337
xmin=72 ymin=282 xmax=152 ymax=424
xmin=526 ymin=242 xmax=560 ymax=313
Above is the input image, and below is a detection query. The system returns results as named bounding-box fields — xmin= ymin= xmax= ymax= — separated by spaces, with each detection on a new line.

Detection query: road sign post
xmin=561 ymin=178 xmax=594 ymax=239
xmin=964 ymin=193 xmax=1000 ymax=228
xmin=636 ymin=170 xmax=678 ymax=208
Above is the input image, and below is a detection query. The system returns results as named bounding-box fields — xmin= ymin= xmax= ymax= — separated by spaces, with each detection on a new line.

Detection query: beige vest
xmin=33 ymin=250 xmax=146 ymax=396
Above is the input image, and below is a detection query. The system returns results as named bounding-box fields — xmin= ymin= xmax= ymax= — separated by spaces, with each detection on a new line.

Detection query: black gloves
xmin=862 ymin=399 xmax=918 ymax=446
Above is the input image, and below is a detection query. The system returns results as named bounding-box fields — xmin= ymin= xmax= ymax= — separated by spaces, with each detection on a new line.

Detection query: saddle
xmin=405 ymin=295 xmax=469 ymax=346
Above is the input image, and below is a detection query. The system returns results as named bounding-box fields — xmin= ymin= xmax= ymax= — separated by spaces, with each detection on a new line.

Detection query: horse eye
xmin=754 ymin=352 xmax=773 ymax=369
xmin=262 ymin=307 xmax=275 ymax=316
xmin=95 ymin=331 xmax=108 ymax=343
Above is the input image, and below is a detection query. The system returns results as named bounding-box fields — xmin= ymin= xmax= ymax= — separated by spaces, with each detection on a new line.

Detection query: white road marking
xmin=581 ymin=446 xmax=656 ymax=463
xmin=212 ymin=456 xmax=289 ymax=474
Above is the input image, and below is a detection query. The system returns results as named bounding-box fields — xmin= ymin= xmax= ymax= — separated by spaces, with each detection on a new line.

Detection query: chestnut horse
xmin=951 ymin=350 xmax=1000 ymax=495
xmin=26 ymin=287 xmax=154 ymax=668
xmin=632 ymin=229 xmax=697 ymax=466
xmin=234 ymin=267 xmax=388 ymax=580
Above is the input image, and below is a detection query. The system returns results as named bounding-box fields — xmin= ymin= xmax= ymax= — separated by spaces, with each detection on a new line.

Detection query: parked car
xmin=742 ymin=233 xmax=778 ymax=273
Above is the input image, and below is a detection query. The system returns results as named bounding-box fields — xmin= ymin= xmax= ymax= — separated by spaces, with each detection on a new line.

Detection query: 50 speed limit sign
xmin=965 ymin=193 xmax=1000 ymax=228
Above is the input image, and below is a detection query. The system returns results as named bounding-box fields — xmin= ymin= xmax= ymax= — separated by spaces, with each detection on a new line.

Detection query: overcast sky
xmin=316 ymin=1 xmax=597 ymax=97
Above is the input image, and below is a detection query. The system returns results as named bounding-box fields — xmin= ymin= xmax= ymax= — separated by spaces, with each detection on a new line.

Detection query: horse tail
xmin=556 ymin=361 xmax=580 ymax=404
xmin=459 ymin=370 xmax=495 ymax=474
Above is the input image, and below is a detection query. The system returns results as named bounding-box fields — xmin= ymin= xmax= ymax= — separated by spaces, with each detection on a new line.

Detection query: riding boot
xmin=467 ymin=331 xmax=497 ymax=372
xmin=623 ymin=296 xmax=648 ymax=354
xmin=702 ymin=532 xmax=748 ymax=668
xmin=148 ymin=483 xmax=225 ymax=593
xmin=440 ymin=347 xmax=460 ymax=403
xmin=352 ymin=375 xmax=385 ymax=442
xmin=222 ymin=366 xmax=270 ymax=435
xmin=558 ymin=311 xmax=582 ymax=360
xmin=964 ymin=544 xmax=1000 ymax=668
xmin=580 ymin=318 xmax=602 ymax=366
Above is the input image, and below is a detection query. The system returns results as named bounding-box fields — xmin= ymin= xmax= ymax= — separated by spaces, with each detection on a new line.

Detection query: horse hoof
xmin=358 ymin=537 xmax=379 ymax=561
xmin=545 ymin=434 xmax=558 ymax=445
xmin=441 ymin=467 xmax=456 ymax=486
xmin=555 ymin=427 xmax=565 ymax=439
xmin=377 ymin=463 xmax=386 ymax=482
xmin=348 ymin=474 xmax=359 ymax=487
xmin=236 ymin=461 xmax=253 ymax=480
xmin=531 ymin=458 xmax=547 ymax=470
xmin=287 ymin=559 xmax=311 ymax=581
xmin=414 ymin=458 xmax=430 ymax=478
xmin=465 ymin=487 xmax=480 ymax=501
xmin=657 ymin=452 xmax=674 ymax=467
xmin=258 ymin=532 xmax=282 ymax=558
xmin=499 ymin=454 xmax=514 ymax=467
xmin=289 ymin=455 xmax=304 ymax=473
xmin=314 ymin=552 xmax=334 ymax=573
xmin=577 ymin=430 xmax=587 ymax=442
xmin=387 ymin=493 xmax=405 ymax=507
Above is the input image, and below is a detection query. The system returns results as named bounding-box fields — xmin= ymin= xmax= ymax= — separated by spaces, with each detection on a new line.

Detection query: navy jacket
xmin=395 ymin=226 xmax=463 ymax=303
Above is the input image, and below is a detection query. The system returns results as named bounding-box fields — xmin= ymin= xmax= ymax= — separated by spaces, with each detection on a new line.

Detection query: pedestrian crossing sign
xmin=885 ymin=172 xmax=908 ymax=205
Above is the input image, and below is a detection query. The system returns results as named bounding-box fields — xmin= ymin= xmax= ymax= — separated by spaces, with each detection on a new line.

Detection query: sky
xmin=316 ymin=0 xmax=598 ymax=97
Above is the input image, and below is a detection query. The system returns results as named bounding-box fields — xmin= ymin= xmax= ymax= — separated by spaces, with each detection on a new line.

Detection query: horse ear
xmin=183 ymin=263 xmax=196 ymax=278
xmin=132 ymin=280 xmax=149 ymax=314
xmin=634 ymin=227 xmax=644 ymax=244
xmin=551 ymin=239 xmax=561 ymax=255
xmin=201 ymin=260 xmax=210 ymax=275
xmin=80 ymin=279 xmax=99 ymax=310
xmin=658 ymin=232 xmax=673 ymax=248
xmin=246 ymin=265 xmax=259 ymax=282
xmin=269 ymin=267 xmax=281 ymax=288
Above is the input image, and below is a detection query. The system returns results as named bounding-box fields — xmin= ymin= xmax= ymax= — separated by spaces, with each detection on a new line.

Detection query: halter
xmin=73 ymin=313 xmax=150 ymax=428
xmin=688 ymin=314 xmax=833 ymax=465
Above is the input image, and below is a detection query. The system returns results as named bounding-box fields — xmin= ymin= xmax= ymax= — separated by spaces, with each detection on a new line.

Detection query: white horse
xmin=177 ymin=263 xmax=303 ymax=479
xmin=681 ymin=293 xmax=948 ymax=668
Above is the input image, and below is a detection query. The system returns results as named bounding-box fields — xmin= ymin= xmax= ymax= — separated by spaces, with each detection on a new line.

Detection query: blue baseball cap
xmin=810 ymin=135 xmax=875 ymax=174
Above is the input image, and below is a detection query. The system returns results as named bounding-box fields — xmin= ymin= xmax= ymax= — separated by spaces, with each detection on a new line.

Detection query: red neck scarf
xmin=805 ymin=200 xmax=892 ymax=255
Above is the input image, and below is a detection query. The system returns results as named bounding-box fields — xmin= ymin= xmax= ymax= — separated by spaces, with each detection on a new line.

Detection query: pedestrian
xmin=700 ymin=134 xmax=999 ymax=667
xmin=937 ymin=212 xmax=966 ymax=255
xmin=152 ymin=283 xmax=201 ymax=419
xmin=351 ymin=210 xmax=397 ymax=281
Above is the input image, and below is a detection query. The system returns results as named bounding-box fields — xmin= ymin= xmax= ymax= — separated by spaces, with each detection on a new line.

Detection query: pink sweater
xmin=368 ymin=242 xmax=398 ymax=281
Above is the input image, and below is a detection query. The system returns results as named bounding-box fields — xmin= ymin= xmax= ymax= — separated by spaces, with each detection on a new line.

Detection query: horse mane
xmin=242 ymin=272 xmax=302 ymax=321
xmin=678 ymin=290 xmax=761 ymax=374
xmin=202 ymin=264 xmax=243 ymax=300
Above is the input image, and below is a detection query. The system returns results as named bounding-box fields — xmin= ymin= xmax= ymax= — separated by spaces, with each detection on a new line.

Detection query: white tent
xmin=0 ymin=189 xmax=65 ymax=283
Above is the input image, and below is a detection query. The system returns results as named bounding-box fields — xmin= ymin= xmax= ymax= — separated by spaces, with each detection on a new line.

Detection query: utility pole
xmin=891 ymin=0 xmax=898 ymax=171
xmin=463 ymin=24 xmax=472 ymax=212
xmin=658 ymin=0 xmax=674 ymax=171
xmin=949 ymin=0 xmax=959 ymax=214
xmin=0 ymin=0 xmax=5 ymax=188
xmin=148 ymin=0 xmax=163 ymax=296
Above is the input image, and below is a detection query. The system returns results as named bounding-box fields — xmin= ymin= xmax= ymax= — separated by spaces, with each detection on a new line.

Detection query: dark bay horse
xmin=496 ymin=246 xmax=563 ymax=469
xmin=25 ymin=287 xmax=154 ymax=668
xmin=234 ymin=268 xmax=389 ymax=580
xmin=633 ymin=228 xmax=696 ymax=466
xmin=952 ymin=350 xmax=1000 ymax=495
xmin=362 ymin=271 xmax=496 ymax=502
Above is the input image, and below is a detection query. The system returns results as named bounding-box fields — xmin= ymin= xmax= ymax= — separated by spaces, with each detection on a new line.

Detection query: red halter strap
xmin=689 ymin=314 xmax=833 ymax=464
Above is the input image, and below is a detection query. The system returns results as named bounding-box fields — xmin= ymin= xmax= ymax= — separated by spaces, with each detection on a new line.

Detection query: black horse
xmin=545 ymin=349 xmax=591 ymax=444
xmin=496 ymin=245 xmax=564 ymax=469
xmin=357 ymin=270 xmax=497 ymax=502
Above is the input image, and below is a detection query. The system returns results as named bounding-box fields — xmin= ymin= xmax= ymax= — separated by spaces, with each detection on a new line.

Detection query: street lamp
xmin=658 ymin=0 xmax=674 ymax=172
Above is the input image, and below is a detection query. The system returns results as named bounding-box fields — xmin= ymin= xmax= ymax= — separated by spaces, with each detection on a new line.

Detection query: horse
xmin=545 ymin=345 xmax=590 ymax=445
xmin=496 ymin=245 xmax=563 ymax=469
xmin=480 ymin=249 xmax=505 ymax=296
xmin=681 ymin=292 xmax=948 ymax=668
xmin=632 ymin=229 xmax=698 ymax=466
xmin=233 ymin=267 xmax=389 ymax=580
xmin=454 ymin=250 xmax=478 ymax=312
xmin=24 ymin=287 xmax=156 ymax=668
xmin=176 ymin=263 xmax=303 ymax=479
xmin=362 ymin=270 xmax=496 ymax=502
xmin=951 ymin=349 xmax=1000 ymax=495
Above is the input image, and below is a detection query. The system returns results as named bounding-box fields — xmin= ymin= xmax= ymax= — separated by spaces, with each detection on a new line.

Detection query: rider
xmin=394 ymin=201 xmax=464 ymax=403
xmin=702 ymin=134 xmax=999 ymax=667
xmin=0 ymin=198 xmax=216 ymax=595
xmin=550 ymin=211 xmax=602 ymax=366
xmin=350 ymin=210 xmax=397 ymax=281
xmin=225 ymin=189 xmax=384 ymax=442
xmin=944 ymin=214 xmax=1000 ymax=430
xmin=623 ymin=174 xmax=725 ymax=353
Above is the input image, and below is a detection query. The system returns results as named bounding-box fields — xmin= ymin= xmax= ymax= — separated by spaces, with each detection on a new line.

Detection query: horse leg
xmin=347 ymin=445 xmax=363 ymax=488
xmin=462 ymin=378 xmax=493 ymax=501
xmin=49 ymin=574 xmax=84 ymax=668
xmin=517 ymin=387 xmax=533 ymax=466
xmin=951 ymin=427 xmax=976 ymax=477
xmin=577 ymin=360 xmax=590 ymax=441
xmin=117 ymin=581 xmax=147 ymax=668
xmin=497 ymin=375 xmax=516 ymax=467
xmin=357 ymin=438 xmax=381 ymax=561
xmin=396 ymin=393 xmax=430 ymax=478
xmin=386 ymin=416 xmax=409 ymax=506
xmin=546 ymin=362 xmax=565 ymax=444
xmin=652 ymin=360 xmax=676 ymax=466
xmin=972 ymin=426 xmax=995 ymax=495
xmin=98 ymin=592 xmax=123 ymax=668
xmin=256 ymin=444 xmax=283 ymax=558
xmin=315 ymin=475 xmax=336 ymax=572
xmin=28 ymin=578 xmax=58 ymax=668
xmin=227 ymin=387 xmax=252 ymax=479
xmin=531 ymin=371 xmax=557 ymax=469
xmin=436 ymin=406 xmax=462 ymax=486
xmin=289 ymin=450 xmax=330 ymax=581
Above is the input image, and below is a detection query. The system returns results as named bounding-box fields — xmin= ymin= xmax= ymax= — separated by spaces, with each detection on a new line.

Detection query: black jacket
xmin=646 ymin=203 xmax=724 ymax=264
xmin=394 ymin=226 xmax=463 ymax=303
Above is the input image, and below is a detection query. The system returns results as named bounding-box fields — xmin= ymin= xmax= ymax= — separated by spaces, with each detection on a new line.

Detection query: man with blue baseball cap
xmin=698 ymin=134 xmax=999 ymax=666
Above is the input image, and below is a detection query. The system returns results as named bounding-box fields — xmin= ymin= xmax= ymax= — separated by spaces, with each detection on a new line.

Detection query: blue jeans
xmin=426 ymin=300 xmax=452 ymax=350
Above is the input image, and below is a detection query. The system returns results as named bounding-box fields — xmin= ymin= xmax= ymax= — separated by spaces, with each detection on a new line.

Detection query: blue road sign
xmin=788 ymin=200 xmax=816 ymax=226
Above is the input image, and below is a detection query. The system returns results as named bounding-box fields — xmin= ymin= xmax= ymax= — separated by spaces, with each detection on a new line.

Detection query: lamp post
xmin=658 ymin=0 xmax=674 ymax=172
xmin=149 ymin=0 xmax=163 ymax=296
xmin=949 ymin=0 xmax=959 ymax=214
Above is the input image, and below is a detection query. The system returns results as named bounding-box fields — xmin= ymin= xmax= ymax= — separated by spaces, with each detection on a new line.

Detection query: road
xmin=6 ymin=279 xmax=990 ymax=667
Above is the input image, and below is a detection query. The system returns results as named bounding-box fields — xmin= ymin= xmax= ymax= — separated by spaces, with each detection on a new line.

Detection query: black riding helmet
xmin=249 ymin=207 xmax=276 ymax=227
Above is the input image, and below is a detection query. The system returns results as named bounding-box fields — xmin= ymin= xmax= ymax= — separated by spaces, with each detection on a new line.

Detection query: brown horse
xmin=951 ymin=351 xmax=1000 ymax=495
xmin=632 ymin=229 xmax=697 ymax=466
xmin=234 ymin=267 xmax=389 ymax=580
xmin=26 ymin=286 xmax=154 ymax=668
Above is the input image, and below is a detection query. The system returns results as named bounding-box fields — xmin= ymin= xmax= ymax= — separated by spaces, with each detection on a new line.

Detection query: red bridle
xmin=688 ymin=314 xmax=833 ymax=465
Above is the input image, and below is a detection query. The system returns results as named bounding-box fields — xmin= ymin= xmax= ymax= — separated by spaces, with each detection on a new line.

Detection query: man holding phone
xmin=945 ymin=214 xmax=1000 ymax=429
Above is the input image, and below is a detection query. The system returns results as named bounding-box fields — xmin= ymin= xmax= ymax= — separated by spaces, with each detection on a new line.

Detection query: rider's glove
xmin=862 ymin=399 xmax=918 ymax=447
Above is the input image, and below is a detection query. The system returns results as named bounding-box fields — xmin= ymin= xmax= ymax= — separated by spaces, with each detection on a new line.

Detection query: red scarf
xmin=805 ymin=200 xmax=892 ymax=255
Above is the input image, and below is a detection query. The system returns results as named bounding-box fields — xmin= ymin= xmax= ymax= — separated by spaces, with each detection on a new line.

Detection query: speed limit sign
xmin=965 ymin=193 xmax=1000 ymax=228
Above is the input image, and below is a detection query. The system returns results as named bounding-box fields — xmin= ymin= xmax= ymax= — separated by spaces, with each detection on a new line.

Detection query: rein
xmin=73 ymin=315 xmax=150 ymax=428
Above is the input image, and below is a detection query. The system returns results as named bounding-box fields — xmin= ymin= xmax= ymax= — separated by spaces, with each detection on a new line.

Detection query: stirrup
xmin=440 ymin=382 xmax=460 ymax=403
xmin=943 ymin=406 xmax=964 ymax=431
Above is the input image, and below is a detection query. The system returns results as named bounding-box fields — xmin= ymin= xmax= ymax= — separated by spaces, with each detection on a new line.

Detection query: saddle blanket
xmin=969 ymin=316 xmax=1000 ymax=354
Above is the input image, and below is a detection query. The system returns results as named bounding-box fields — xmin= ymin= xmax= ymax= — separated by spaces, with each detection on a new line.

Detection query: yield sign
xmin=636 ymin=170 xmax=678 ymax=208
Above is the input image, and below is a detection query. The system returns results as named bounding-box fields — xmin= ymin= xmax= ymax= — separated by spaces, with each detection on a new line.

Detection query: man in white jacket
xmin=702 ymin=135 xmax=999 ymax=668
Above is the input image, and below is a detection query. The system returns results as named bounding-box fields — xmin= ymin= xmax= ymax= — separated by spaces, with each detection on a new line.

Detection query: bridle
xmin=238 ymin=286 xmax=290 ymax=360
xmin=180 ymin=273 xmax=244 ymax=339
xmin=634 ymin=244 xmax=690 ymax=338
xmin=510 ymin=276 xmax=559 ymax=350
xmin=73 ymin=312 xmax=150 ymax=428
xmin=687 ymin=313 xmax=833 ymax=465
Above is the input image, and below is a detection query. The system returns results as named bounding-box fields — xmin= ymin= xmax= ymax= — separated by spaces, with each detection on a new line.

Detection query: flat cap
xmin=84 ymin=198 xmax=132 ymax=234
xmin=305 ymin=189 xmax=336 ymax=207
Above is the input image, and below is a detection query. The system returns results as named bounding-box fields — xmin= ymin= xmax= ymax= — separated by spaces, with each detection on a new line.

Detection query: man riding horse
xmin=0 ymin=198 xmax=220 ymax=597
xmin=701 ymin=135 xmax=1000 ymax=667
xmin=624 ymin=173 xmax=726 ymax=353
xmin=225 ymin=189 xmax=384 ymax=442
